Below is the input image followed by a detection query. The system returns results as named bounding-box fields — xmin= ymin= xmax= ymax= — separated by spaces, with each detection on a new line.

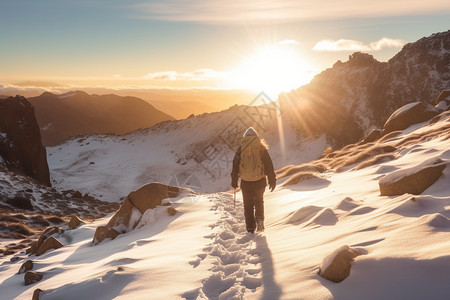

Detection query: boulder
xmin=106 ymin=197 xmax=137 ymax=232
xmin=36 ymin=236 xmax=63 ymax=256
xmin=6 ymin=196 xmax=33 ymax=210
xmin=429 ymin=111 xmax=450 ymax=125
xmin=32 ymin=289 xmax=43 ymax=300
xmin=106 ymin=182 xmax=179 ymax=231
xmin=379 ymin=158 xmax=446 ymax=196
xmin=29 ymin=226 xmax=61 ymax=255
xmin=319 ymin=245 xmax=361 ymax=283
xmin=37 ymin=226 xmax=60 ymax=248
xmin=127 ymin=182 xmax=180 ymax=214
xmin=18 ymin=260 xmax=33 ymax=274
xmin=434 ymin=90 xmax=450 ymax=106
xmin=68 ymin=215 xmax=84 ymax=229
xmin=93 ymin=183 xmax=180 ymax=245
xmin=93 ymin=226 xmax=120 ymax=245
xmin=382 ymin=102 xmax=439 ymax=135
xmin=360 ymin=129 xmax=382 ymax=144
xmin=167 ymin=207 xmax=177 ymax=216
xmin=24 ymin=271 xmax=43 ymax=285
xmin=0 ymin=96 xmax=50 ymax=186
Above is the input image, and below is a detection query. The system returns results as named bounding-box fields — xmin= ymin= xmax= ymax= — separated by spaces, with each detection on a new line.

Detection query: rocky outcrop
xmin=281 ymin=30 xmax=450 ymax=148
xmin=360 ymin=129 xmax=383 ymax=144
xmin=434 ymin=90 xmax=450 ymax=106
xmin=18 ymin=260 xmax=34 ymax=274
xmin=36 ymin=236 xmax=63 ymax=256
xmin=28 ymin=226 xmax=64 ymax=255
xmin=68 ymin=215 xmax=84 ymax=229
xmin=379 ymin=158 xmax=446 ymax=196
xmin=93 ymin=226 xmax=120 ymax=244
xmin=319 ymin=245 xmax=361 ymax=283
xmin=382 ymin=102 xmax=439 ymax=135
xmin=24 ymin=271 xmax=43 ymax=285
xmin=93 ymin=183 xmax=180 ymax=244
xmin=32 ymin=289 xmax=43 ymax=300
xmin=0 ymin=96 xmax=50 ymax=186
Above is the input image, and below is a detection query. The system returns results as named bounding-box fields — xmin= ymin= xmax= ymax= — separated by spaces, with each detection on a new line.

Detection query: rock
xmin=127 ymin=182 xmax=180 ymax=214
xmin=28 ymin=226 xmax=61 ymax=255
xmin=68 ymin=215 xmax=84 ymax=229
xmin=106 ymin=182 xmax=180 ymax=231
xmin=0 ymin=96 xmax=51 ymax=186
xmin=92 ymin=226 xmax=120 ymax=245
xmin=93 ymin=183 xmax=180 ymax=244
xmin=106 ymin=197 xmax=137 ymax=232
xmin=5 ymin=196 xmax=33 ymax=210
xmin=379 ymin=158 xmax=446 ymax=196
xmin=24 ymin=271 xmax=43 ymax=285
xmin=18 ymin=260 xmax=33 ymax=274
xmin=167 ymin=207 xmax=177 ymax=216
xmin=36 ymin=236 xmax=63 ymax=256
xmin=37 ymin=226 xmax=60 ymax=248
xmin=28 ymin=241 xmax=39 ymax=255
xmin=434 ymin=90 xmax=450 ymax=106
xmin=382 ymin=102 xmax=439 ymax=135
xmin=319 ymin=245 xmax=361 ymax=283
xmin=360 ymin=129 xmax=382 ymax=144
xmin=429 ymin=111 xmax=450 ymax=125
xmin=32 ymin=289 xmax=43 ymax=300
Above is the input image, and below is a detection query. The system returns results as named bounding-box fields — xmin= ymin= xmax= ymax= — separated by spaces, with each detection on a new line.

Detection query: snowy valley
xmin=1 ymin=30 xmax=450 ymax=300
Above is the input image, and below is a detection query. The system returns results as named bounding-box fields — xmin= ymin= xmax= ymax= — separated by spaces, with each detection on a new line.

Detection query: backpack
xmin=239 ymin=136 xmax=265 ymax=181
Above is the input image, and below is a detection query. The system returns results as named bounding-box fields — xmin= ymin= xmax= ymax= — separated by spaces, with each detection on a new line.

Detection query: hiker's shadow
xmin=255 ymin=235 xmax=282 ymax=300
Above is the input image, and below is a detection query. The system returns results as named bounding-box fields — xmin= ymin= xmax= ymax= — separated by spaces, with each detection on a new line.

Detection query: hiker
xmin=231 ymin=127 xmax=276 ymax=233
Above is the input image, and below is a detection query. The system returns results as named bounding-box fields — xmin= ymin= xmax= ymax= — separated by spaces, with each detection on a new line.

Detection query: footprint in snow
xmin=184 ymin=192 xmax=264 ymax=299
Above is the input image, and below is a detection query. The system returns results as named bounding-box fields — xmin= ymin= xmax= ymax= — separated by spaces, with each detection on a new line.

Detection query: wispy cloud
xmin=132 ymin=0 xmax=450 ymax=23
xmin=144 ymin=69 xmax=223 ymax=81
xmin=312 ymin=37 xmax=406 ymax=52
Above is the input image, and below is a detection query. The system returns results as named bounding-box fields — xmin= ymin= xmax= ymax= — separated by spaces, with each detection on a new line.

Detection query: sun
xmin=227 ymin=45 xmax=316 ymax=99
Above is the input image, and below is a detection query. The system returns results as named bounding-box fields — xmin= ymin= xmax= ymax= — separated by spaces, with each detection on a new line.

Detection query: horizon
xmin=1 ymin=1 xmax=449 ymax=99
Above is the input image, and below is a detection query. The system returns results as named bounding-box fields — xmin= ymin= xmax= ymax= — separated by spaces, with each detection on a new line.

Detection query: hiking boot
xmin=247 ymin=228 xmax=255 ymax=234
xmin=256 ymin=220 xmax=264 ymax=232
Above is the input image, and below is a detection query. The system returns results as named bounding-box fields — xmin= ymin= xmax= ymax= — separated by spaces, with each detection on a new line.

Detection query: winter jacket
xmin=231 ymin=141 xmax=276 ymax=188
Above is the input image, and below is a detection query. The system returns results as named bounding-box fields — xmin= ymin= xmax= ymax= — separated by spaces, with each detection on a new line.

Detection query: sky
xmin=1 ymin=0 xmax=449 ymax=97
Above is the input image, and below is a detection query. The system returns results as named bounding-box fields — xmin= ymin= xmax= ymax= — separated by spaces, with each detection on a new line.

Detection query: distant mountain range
xmin=29 ymin=91 xmax=174 ymax=145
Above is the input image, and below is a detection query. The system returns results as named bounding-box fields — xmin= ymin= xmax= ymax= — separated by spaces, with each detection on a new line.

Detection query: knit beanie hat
xmin=243 ymin=127 xmax=258 ymax=138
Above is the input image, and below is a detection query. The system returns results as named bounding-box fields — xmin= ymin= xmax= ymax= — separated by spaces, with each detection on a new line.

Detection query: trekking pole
xmin=234 ymin=188 xmax=236 ymax=209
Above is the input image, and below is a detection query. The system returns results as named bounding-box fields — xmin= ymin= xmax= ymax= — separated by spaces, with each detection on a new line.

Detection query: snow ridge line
xmin=183 ymin=192 xmax=264 ymax=299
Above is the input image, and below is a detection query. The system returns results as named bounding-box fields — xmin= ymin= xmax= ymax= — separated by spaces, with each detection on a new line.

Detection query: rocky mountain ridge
xmin=28 ymin=91 xmax=175 ymax=145
xmin=280 ymin=30 xmax=450 ymax=148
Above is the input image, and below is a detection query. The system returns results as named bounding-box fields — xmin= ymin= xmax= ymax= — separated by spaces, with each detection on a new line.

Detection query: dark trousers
xmin=240 ymin=178 xmax=266 ymax=231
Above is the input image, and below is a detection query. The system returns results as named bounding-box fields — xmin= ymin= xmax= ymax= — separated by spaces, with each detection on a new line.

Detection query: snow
xmin=379 ymin=156 xmax=447 ymax=185
xmin=1 ymin=110 xmax=450 ymax=299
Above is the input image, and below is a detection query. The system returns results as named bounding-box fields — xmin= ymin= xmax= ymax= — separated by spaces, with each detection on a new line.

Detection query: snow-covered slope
xmin=47 ymin=103 xmax=326 ymax=202
xmin=1 ymin=101 xmax=450 ymax=299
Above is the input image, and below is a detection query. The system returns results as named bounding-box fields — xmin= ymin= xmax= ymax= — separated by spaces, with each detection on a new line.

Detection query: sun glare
xmin=228 ymin=46 xmax=316 ymax=99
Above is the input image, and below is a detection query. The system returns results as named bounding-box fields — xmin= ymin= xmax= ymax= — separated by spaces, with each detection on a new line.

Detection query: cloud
xmin=312 ymin=37 xmax=406 ymax=52
xmin=131 ymin=0 xmax=450 ymax=23
xmin=144 ymin=69 xmax=223 ymax=81
xmin=277 ymin=40 xmax=300 ymax=46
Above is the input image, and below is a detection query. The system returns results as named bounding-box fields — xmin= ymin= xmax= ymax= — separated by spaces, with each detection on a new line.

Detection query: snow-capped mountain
xmin=280 ymin=30 xmax=450 ymax=147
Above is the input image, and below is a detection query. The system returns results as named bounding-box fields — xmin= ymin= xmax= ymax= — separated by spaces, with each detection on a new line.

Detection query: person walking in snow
xmin=231 ymin=127 xmax=276 ymax=233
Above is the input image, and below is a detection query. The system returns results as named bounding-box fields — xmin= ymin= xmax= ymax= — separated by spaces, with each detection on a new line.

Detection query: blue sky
xmin=1 ymin=0 xmax=449 ymax=93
